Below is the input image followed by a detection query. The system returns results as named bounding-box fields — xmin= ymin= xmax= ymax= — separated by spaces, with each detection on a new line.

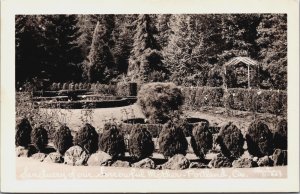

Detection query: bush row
xmin=16 ymin=117 xmax=287 ymax=161
xmin=181 ymin=86 xmax=287 ymax=115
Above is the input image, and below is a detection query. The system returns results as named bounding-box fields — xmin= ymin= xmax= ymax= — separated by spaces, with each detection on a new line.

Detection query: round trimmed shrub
xmin=15 ymin=118 xmax=32 ymax=147
xmin=99 ymin=122 xmax=125 ymax=159
xmin=137 ymin=82 xmax=184 ymax=124
xmin=246 ymin=120 xmax=273 ymax=157
xmin=128 ymin=124 xmax=154 ymax=161
xmin=158 ymin=121 xmax=188 ymax=158
xmin=273 ymin=118 xmax=287 ymax=150
xmin=31 ymin=125 xmax=48 ymax=152
xmin=53 ymin=125 xmax=73 ymax=155
xmin=62 ymin=83 xmax=68 ymax=90
xmin=74 ymin=123 xmax=98 ymax=154
xmin=190 ymin=122 xmax=213 ymax=159
xmin=217 ymin=122 xmax=244 ymax=158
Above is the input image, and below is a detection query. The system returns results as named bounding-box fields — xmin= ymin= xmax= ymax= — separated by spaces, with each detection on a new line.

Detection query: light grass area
xmin=39 ymin=103 xmax=145 ymax=133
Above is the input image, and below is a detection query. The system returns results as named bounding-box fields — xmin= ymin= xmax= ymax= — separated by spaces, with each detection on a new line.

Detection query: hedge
xmin=181 ymin=86 xmax=224 ymax=108
xmin=116 ymin=82 xmax=140 ymax=97
xmin=34 ymin=98 xmax=137 ymax=109
xmin=225 ymin=88 xmax=287 ymax=115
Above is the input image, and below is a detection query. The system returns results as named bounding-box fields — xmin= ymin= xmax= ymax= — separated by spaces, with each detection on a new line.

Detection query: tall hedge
xmin=158 ymin=121 xmax=188 ymax=158
xmin=137 ymin=82 xmax=184 ymax=124
xmin=53 ymin=125 xmax=73 ymax=155
xmin=99 ymin=122 xmax=125 ymax=159
xmin=74 ymin=123 xmax=99 ymax=154
xmin=15 ymin=118 xmax=32 ymax=147
xmin=128 ymin=124 xmax=154 ymax=161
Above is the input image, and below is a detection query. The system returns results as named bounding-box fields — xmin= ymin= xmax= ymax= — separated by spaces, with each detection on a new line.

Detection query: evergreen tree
xmin=128 ymin=14 xmax=166 ymax=82
xmin=256 ymin=14 xmax=287 ymax=90
xmin=86 ymin=15 xmax=116 ymax=83
xmin=156 ymin=14 xmax=172 ymax=48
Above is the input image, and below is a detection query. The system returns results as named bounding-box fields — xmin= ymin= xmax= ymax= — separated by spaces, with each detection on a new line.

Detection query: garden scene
xmin=15 ymin=14 xmax=287 ymax=178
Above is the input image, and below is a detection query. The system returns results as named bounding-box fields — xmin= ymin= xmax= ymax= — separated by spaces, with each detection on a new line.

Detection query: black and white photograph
xmin=1 ymin=0 xmax=299 ymax=193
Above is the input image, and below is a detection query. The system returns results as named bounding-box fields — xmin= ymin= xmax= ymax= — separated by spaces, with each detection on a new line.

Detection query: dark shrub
xmin=191 ymin=122 xmax=213 ymax=159
xmin=74 ymin=123 xmax=98 ymax=154
xmin=31 ymin=125 xmax=48 ymax=152
xmin=15 ymin=118 xmax=32 ymax=147
xmin=99 ymin=123 xmax=125 ymax=159
xmin=137 ymin=82 xmax=184 ymax=124
xmin=273 ymin=118 xmax=287 ymax=150
xmin=129 ymin=124 xmax=154 ymax=161
xmin=217 ymin=122 xmax=244 ymax=159
xmin=246 ymin=120 xmax=273 ymax=157
xmin=158 ymin=121 xmax=188 ymax=158
xmin=53 ymin=125 xmax=73 ymax=155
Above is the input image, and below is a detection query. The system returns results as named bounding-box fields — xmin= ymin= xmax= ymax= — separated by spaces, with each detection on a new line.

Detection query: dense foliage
xmin=74 ymin=123 xmax=99 ymax=154
xmin=98 ymin=122 xmax=126 ymax=159
xmin=128 ymin=124 xmax=155 ymax=161
xmin=16 ymin=14 xmax=287 ymax=90
xmin=31 ymin=125 xmax=48 ymax=152
xmin=158 ymin=121 xmax=188 ymax=158
xmin=137 ymin=82 xmax=184 ymax=124
xmin=53 ymin=125 xmax=74 ymax=155
xmin=15 ymin=118 xmax=32 ymax=147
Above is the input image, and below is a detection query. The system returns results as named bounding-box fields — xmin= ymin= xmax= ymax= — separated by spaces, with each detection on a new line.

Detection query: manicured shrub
xmin=99 ymin=122 xmax=125 ymax=159
xmin=57 ymin=83 xmax=61 ymax=90
xmin=273 ymin=118 xmax=287 ymax=150
xmin=158 ymin=121 xmax=188 ymax=158
xmin=74 ymin=123 xmax=98 ymax=154
xmin=128 ymin=124 xmax=154 ymax=161
xmin=15 ymin=118 xmax=32 ymax=147
xmin=137 ymin=82 xmax=184 ymax=124
xmin=53 ymin=125 xmax=73 ymax=155
xmin=190 ymin=122 xmax=213 ymax=159
xmin=31 ymin=125 xmax=48 ymax=152
xmin=246 ymin=120 xmax=273 ymax=157
xmin=62 ymin=83 xmax=69 ymax=90
xmin=74 ymin=83 xmax=79 ymax=90
xmin=78 ymin=83 xmax=83 ymax=90
xmin=216 ymin=122 xmax=244 ymax=158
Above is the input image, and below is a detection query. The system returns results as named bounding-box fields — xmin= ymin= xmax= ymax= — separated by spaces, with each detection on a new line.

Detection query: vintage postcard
xmin=1 ymin=0 xmax=299 ymax=192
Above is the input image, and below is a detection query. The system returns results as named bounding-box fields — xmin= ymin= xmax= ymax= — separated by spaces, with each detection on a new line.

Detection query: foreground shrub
xmin=99 ymin=123 xmax=125 ymax=159
xmin=158 ymin=121 xmax=188 ymax=158
xmin=217 ymin=122 xmax=244 ymax=158
xmin=273 ymin=118 xmax=287 ymax=150
xmin=246 ymin=120 xmax=273 ymax=157
xmin=31 ymin=125 xmax=48 ymax=152
xmin=15 ymin=118 xmax=32 ymax=147
xmin=137 ymin=82 xmax=184 ymax=124
xmin=53 ymin=125 xmax=73 ymax=155
xmin=190 ymin=122 xmax=213 ymax=159
xmin=74 ymin=123 xmax=98 ymax=154
xmin=129 ymin=124 xmax=154 ymax=161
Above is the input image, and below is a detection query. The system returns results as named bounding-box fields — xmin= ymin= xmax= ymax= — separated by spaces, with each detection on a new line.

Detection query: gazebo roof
xmin=224 ymin=57 xmax=258 ymax=67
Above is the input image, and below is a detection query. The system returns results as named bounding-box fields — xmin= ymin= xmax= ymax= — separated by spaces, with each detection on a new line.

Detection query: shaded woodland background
xmin=15 ymin=14 xmax=287 ymax=89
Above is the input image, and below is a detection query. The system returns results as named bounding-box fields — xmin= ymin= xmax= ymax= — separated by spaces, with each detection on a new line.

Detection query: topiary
xmin=273 ymin=118 xmax=287 ymax=150
xmin=137 ymin=82 xmax=184 ymax=124
xmin=74 ymin=123 xmax=98 ymax=154
xmin=15 ymin=118 xmax=32 ymax=147
xmin=99 ymin=122 xmax=125 ymax=159
xmin=31 ymin=125 xmax=48 ymax=152
xmin=216 ymin=122 xmax=244 ymax=159
xmin=128 ymin=124 xmax=154 ymax=161
xmin=190 ymin=122 xmax=213 ymax=159
xmin=158 ymin=121 xmax=188 ymax=158
xmin=53 ymin=125 xmax=73 ymax=155
xmin=246 ymin=120 xmax=273 ymax=157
